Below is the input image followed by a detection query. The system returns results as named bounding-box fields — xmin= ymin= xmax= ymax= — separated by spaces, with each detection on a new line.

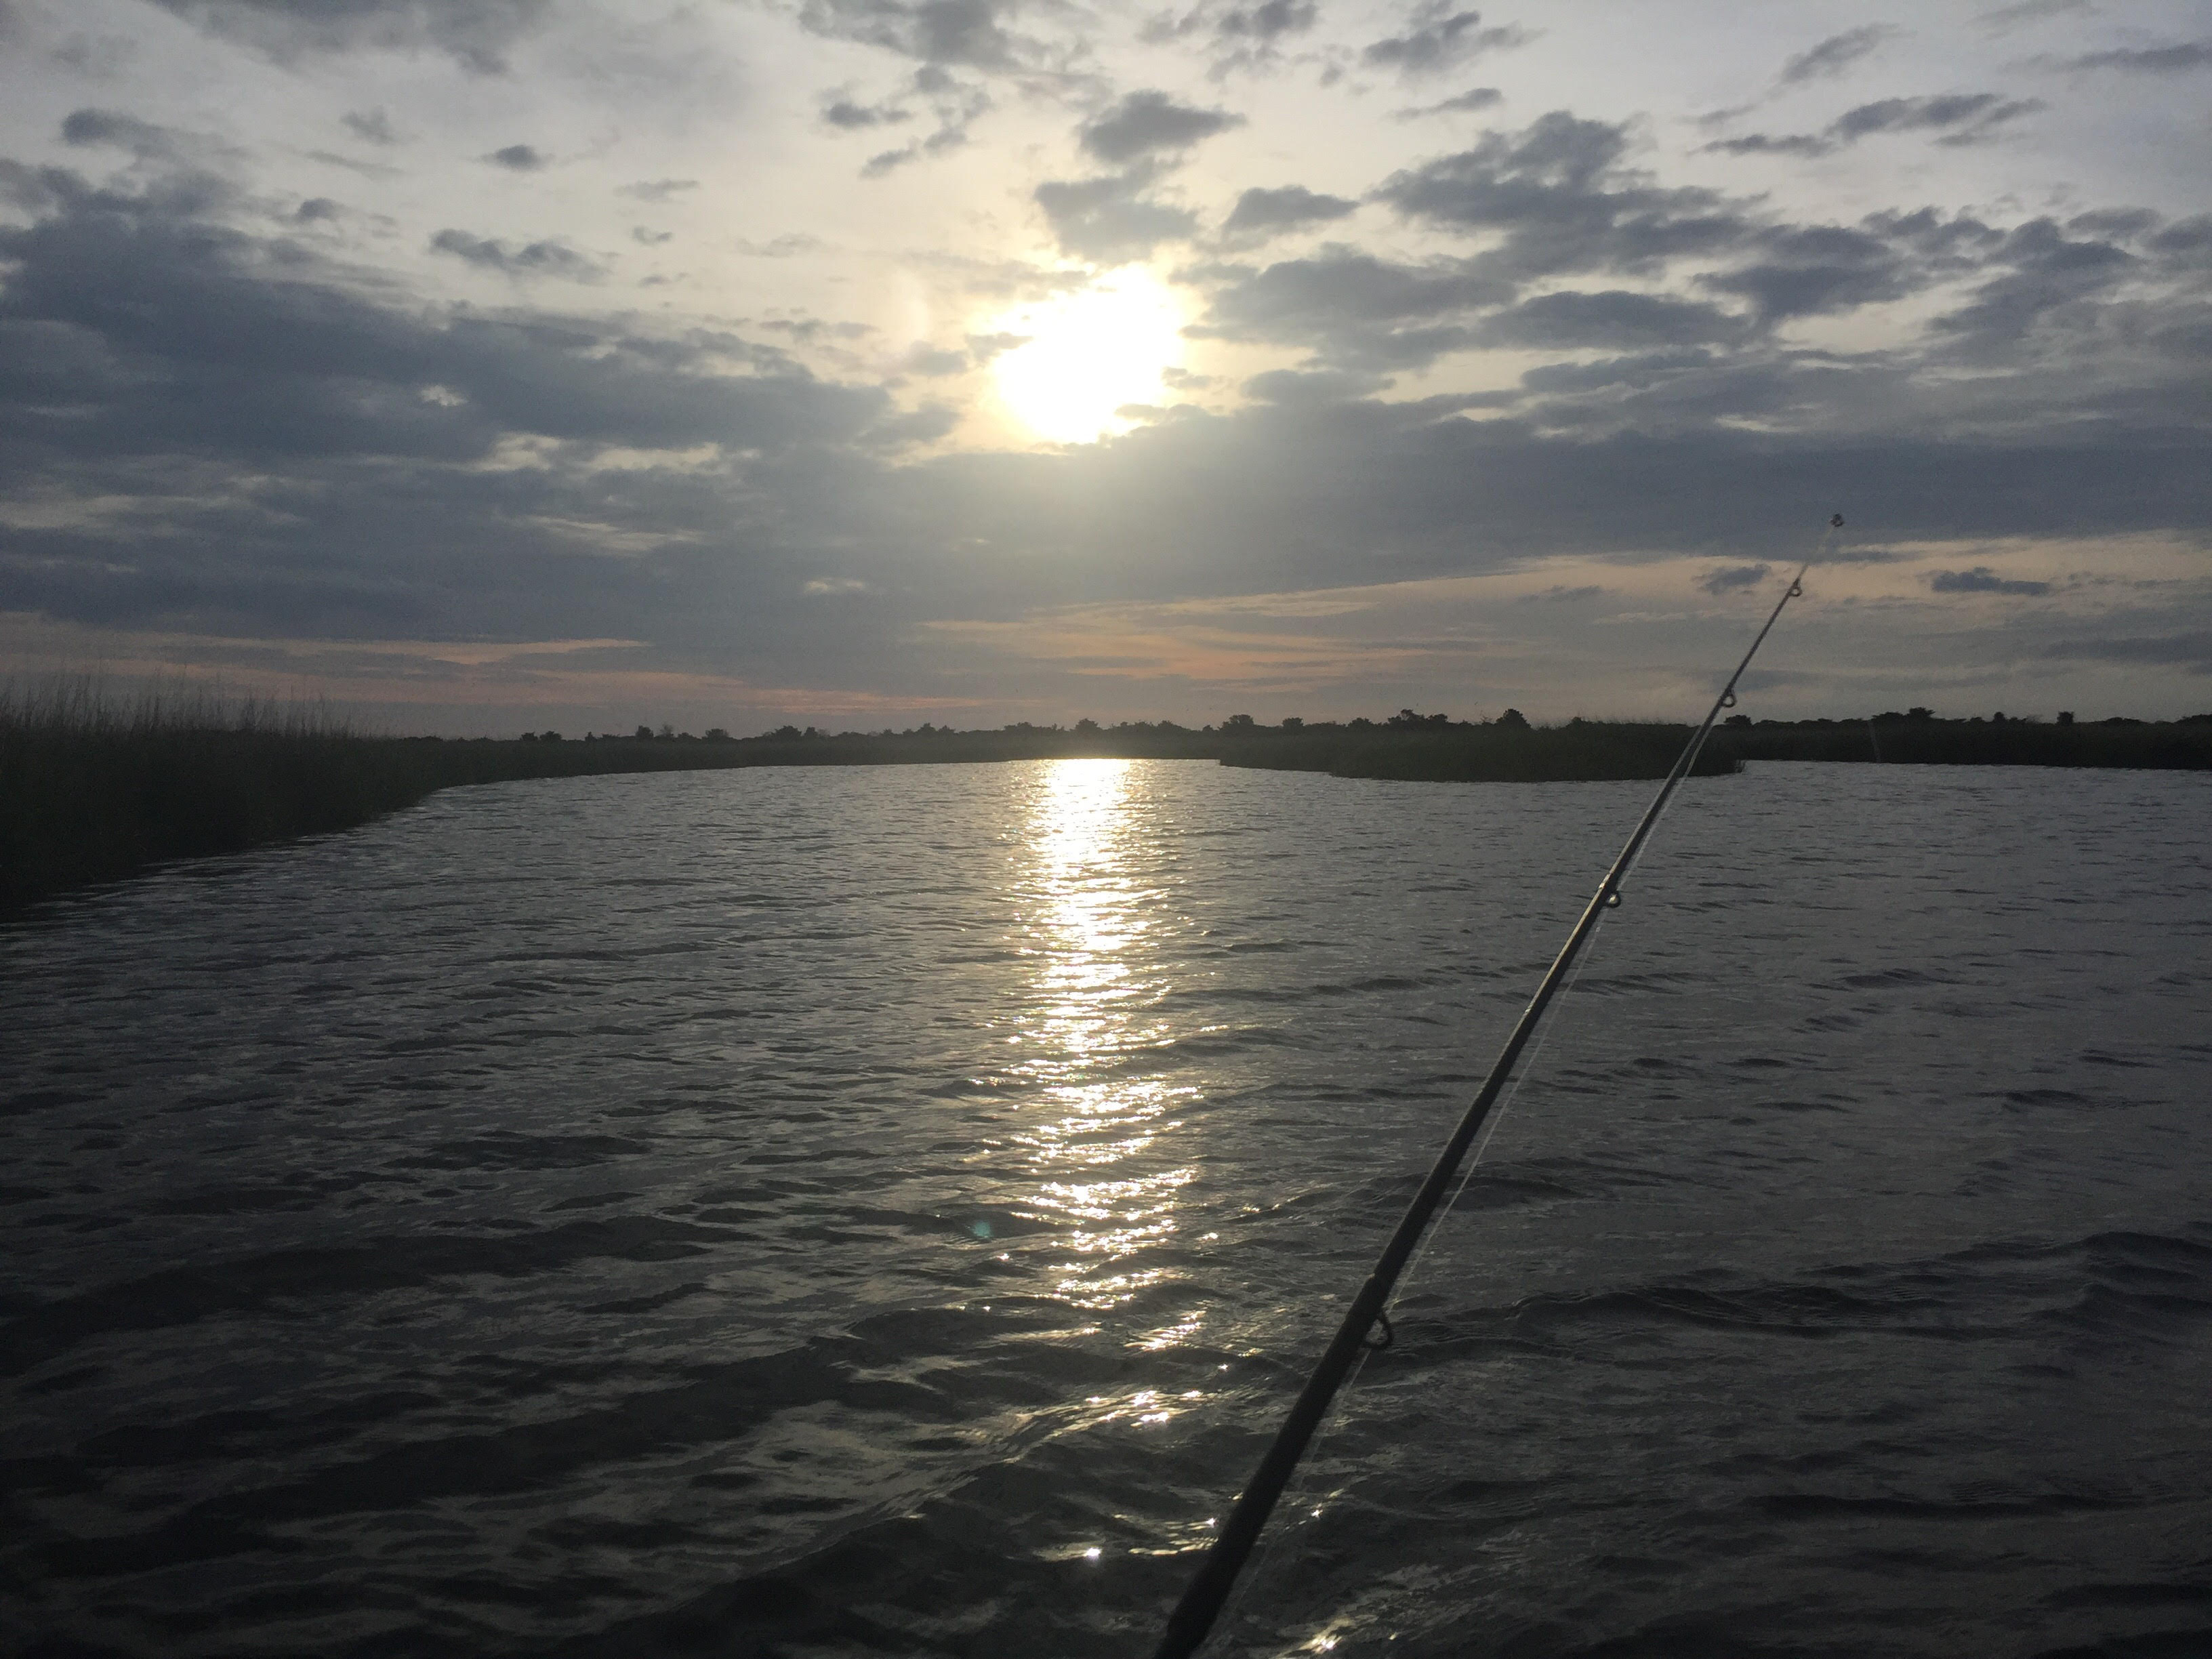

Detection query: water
xmin=3 ymin=759 xmax=2209 ymax=1658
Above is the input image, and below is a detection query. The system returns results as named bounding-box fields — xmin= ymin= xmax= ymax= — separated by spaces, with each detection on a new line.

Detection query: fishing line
xmin=1149 ymin=520 xmax=1837 ymax=1659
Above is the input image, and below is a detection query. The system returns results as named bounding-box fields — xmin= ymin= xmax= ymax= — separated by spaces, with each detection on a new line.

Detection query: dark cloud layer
xmin=341 ymin=108 xmax=400 ymax=144
xmin=1221 ymin=184 xmax=1357 ymax=241
xmin=1034 ymin=167 xmax=1196 ymax=261
xmin=1362 ymin=5 xmax=1531 ymax=78
xmin=1780 ymin=26 xmax=1893 ymax=84
xmin=1707 ymin=92 xmax=2044 ymax=159
xmin=145 ymin=0 xmax=550 ymax=73
xmin=1080 ymin=91 xmax=1243 ymax=163
xmin=8 ymin=150 xmax=2200 ymax=644
xmin=61 ymin=108 xmax=180 ymax=157
xmin=1396 ymin=86 xmax=1502 ymax=119
xmin=1701 ymin=562 xmax=1771 ymax=594
xmin=0 ymin=161 xmax=897 ymax=643
xmin=1380 ymin=113 xmax=1748 ymax=279
xmin=2038 ymin=632 xmax=2212 ymax=670
xmin=799 ymin=0 xmax=1024 ymax=69
xmin=429 ymin=228 xmax=600 ymax=279
xmin=823 ymin=98 xmax=909 ymax=129
xmin=1135 ymin=0 xmax=1317 ymax=79
xmin=1174 ymin=107 xmax=2206 ymax=393
xmin=1929 ymin=566 xmax=2051 ymax=595
xmin=2060 ymin=41 xmax=2211 ymax=75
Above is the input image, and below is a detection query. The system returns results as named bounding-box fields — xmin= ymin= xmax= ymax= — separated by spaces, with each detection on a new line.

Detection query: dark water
xmin=3 ymin=759 xmax=2209 ymax=1659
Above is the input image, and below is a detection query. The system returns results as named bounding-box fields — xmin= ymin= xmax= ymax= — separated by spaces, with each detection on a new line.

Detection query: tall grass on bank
xmin=3 ymin=680 xmax=401 ymax=916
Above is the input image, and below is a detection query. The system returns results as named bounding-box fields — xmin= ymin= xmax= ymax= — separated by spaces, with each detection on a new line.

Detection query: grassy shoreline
xmin=6 ymin=695 xmax=2207 ymax=918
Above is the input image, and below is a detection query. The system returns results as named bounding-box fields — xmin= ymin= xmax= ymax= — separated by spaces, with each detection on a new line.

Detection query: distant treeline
xmin=1710 ymin=708 xmax=2212 ymax=771
xmin=5 ymin=688 xmax=2209 ymax=916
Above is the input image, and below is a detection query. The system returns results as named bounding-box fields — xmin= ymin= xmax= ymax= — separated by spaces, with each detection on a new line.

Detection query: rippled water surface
xmin=5 ymin=759 xmax=2211 ymax=1658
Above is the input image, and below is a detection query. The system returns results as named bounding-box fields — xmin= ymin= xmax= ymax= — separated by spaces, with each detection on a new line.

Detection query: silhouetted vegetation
xmin=1213 ymin=718 xmax=1735 ymax=783
xmin=6 ymin=681 xmax=2208 ymax=916
xmin=1707 ymin=711 xmax=2212 ymax=772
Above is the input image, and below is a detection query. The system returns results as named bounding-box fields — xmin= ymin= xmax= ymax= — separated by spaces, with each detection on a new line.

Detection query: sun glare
xmin=989 ymin=271 xmax=1185 ymax=445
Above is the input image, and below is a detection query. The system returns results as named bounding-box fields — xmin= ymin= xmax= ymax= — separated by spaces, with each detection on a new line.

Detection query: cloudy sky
xmin=1 ymin=0 xmax=2207 ymax=731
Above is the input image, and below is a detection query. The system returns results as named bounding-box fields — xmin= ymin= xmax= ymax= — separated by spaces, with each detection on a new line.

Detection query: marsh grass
xmin=3 ymin=679 xmax=401 ymax=915
xmin=0 ymin=680 xmax=747 ymax=915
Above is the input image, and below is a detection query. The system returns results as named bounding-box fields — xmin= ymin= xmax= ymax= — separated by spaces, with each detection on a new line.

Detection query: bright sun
xmin=989 ymin=271 xmax=1185 ymax=445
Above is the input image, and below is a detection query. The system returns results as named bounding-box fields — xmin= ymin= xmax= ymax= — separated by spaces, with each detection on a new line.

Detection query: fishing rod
xmin=1149 ymin=523 xmax=1836 ymax=1659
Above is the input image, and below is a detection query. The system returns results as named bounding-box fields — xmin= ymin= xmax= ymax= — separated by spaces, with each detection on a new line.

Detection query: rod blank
xmin=1149 ymin=550 xmax=1819 ymax=1659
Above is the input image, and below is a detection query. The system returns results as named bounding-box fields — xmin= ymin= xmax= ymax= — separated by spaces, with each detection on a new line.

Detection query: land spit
xmin=6 ymin=703 xmax=2207 ymax=916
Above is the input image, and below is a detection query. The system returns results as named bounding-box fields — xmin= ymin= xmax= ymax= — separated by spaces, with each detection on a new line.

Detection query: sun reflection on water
xmin=1008 ymin=760 xmax=1199 ymax=1324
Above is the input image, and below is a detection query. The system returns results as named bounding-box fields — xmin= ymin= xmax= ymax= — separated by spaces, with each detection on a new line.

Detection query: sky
xmin=1 ymin=0 xmax=2207 ymax=733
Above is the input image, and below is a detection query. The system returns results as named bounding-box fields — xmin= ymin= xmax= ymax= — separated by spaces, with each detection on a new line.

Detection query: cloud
xmin=861 ymin=403 xmax=960 ymax=448
xmin=487 ymin=142 xmax=548 ymax=170
xmin=1209 ymin=0 xmax=1315 ymax=45
xmin=1080 ymin=91 xmax=1243 ymax=163
xmin=1145 ymin=0 xmax=1318 ymax=77
xmin=1705 ymin=93 xmax=2045 ymax=159
xmin=1362 ymin=4 xmax=1534 ymax=77
xmin=1242 ymin=367 xmax=1393 ymax=403
xmin=1931 ymin=217 xmax=2136 ymax=346
xmin=617 ymin=178 xmax=698 ymax=202
xmin=1221 ymin=184 xmax=1357 ymax=241
xmin=1189 ymin=249 xmax=1510 ymax=368
xmin=1700 ymin=131 xmax=1831 ymax=161
xmin=1700 ymin=223 xmax=1921 ymax=321
xmin=1779 ymin=26 xmax=1892 ymax=84
xmin=342 ymin=108 xmax=401 ymax=145
xmin=429 ymin=228 xmax=602 ymax=279
xmin=1978 ymin=0 xmax=2091 ymax=30
xmin=964 ymin=331 xmax=1028 ymax=363
xmin=2056 ymin=42 xmax=2212 ymax=74
xmin=0 ymin=163 xmax=892 ymax=650
xmin=1700 ymin=562 xmax=1770 ymax=594
xmin=1833 ymin=94 xmax=2043 ymax=144
xmin=1928 ymin=566 xmax=2051 ymax=594
xmin=848 ymin=67 xmax=991 ymax=174
xmin=1477 ymin=289 xmax=1744 ymax=350
xmin=1380 ymin=112 xmax=1751 ymax=283
xmin=1033 ymin=169 xmax=1197 ymax=262
xmin=2036 ymin=632 xmax=2212 ymax=668
xmin=1180 ymin=134 xmax=2199 ymax=432
xmin=1395 ymin=86 xmax=1503 ymax=119
xmin=60 ymin=108 xmax=180 ymax=157
xmin=797 ymin=0 xmax=1023 ymax=68
xmin=303 ymin=148 xmax=402 ymax=179
xmin=823 ymin=98 xmax=910 ymax=129
xmin=803 ymin=577 xmax=874 ymax=596
xmin=1205 ymin=0 xmax=1316 ymax=75
xmin=898 ymin=344 xmax=969 ymax=375
xmin=141 ymin=0 xmax=551 ymax=73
